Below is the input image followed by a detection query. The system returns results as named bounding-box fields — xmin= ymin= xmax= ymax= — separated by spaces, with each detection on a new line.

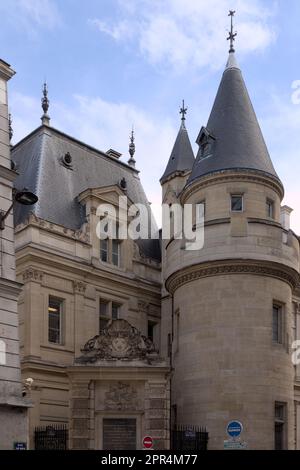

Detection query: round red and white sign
xmin=143 ymin=436 xmax=153 ymax=449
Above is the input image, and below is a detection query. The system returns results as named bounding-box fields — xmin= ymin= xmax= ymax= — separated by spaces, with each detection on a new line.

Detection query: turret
xmin=162 ymin=12 xmax=299 ymax=450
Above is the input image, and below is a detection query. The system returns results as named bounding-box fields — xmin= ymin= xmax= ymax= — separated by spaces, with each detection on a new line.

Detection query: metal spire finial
xmin=41 ymin=82 xmax=50 ymax=125
xmin=227 ymin=10 xmax=237 ymax=53
xmin=128 ymin=127 xmax=136 ymax=167
xmin=180 ymin=100 xmax=187 ymax=125
xmin=8 ymin=113 xmax=13 ymax=142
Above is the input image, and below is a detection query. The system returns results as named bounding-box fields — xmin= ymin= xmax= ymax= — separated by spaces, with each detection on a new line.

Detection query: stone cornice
xmin=180 ymin=169 xmax=284 ymax=204
xmin=15 ymin=212 xmax=90 ymax=244
xmin=0 ymin=277 xmax=23 ymax=296
xmin=166 ymin=259 xmax=299 ymax=294
xmin=0 ymin=164 xmax=17 ymax=183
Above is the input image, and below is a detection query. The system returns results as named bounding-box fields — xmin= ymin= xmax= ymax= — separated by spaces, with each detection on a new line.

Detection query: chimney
xmin=280 ymin=205 xmax=293 ymax=231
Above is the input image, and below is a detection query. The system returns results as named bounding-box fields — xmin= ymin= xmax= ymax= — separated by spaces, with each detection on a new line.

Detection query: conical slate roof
xmin=188 ymin=52 xmax=280 ymax=185
xmin=161 ymin=122 xmax=195 ymax=183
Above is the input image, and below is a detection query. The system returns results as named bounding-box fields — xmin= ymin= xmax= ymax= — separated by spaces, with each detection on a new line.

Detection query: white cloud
xmin=89 ymin=18 xmax=133 ymax=41
xmin=90 ymin=0 xmax=277 ymax=72
xmin=0 ymin=0 xmax=61 ymax=33
xmin=261 ymin=90 xmax=300 ymax=234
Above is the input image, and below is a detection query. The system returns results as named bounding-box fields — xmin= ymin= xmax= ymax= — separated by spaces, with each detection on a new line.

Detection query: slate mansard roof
xmin=12 ymin=125 xmax=161 ymax=261
xmin=188 ymin=53 xmax=282 ymax=186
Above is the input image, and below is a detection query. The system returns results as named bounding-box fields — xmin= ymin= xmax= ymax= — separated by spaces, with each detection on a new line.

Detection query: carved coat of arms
xmin=104 ymin=382 xmax=138 ymax=410
xmin=76 ymin=319 xmax=157 ymax=363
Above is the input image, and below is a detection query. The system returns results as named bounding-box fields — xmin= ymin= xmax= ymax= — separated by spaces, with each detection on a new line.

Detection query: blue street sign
xmin=14 ymin=442 xmax=27 ymax=450
xmin=227 ymin=421 xmax=243 ymax=438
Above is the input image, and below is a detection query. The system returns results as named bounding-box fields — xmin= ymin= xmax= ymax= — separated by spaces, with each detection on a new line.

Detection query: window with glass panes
xmin=99 ymin=299 xmax=121 ymax=332
xmin=273 ymin=304 xmax=283 ymax=344
xmin=48 ymin=297 xmax=63 ymax=344
xmin=267 ymin=199 xmax=274 ymax=219
xmin=99 ymin=300 xmax=110 ymax=332
xmin=275 ymin=402 xmax=286 ymax=450
xmin=100 ymin=222 xmax=121 ymax=267
xmin=231 ymin=194 xmax=243 ymax=212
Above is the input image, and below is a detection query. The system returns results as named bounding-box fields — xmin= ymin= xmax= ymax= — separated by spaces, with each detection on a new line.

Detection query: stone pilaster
xmin=69 ymin=380 xmax=91 ymax=449
xmin=144 ymin=379 xmax=170 ymax=450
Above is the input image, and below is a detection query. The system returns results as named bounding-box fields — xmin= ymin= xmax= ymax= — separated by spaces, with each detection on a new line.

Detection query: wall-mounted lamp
xmin=0 ymin=188 xmax=38 ymax=230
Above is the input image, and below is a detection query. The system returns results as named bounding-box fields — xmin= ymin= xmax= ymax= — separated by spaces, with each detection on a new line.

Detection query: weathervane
xmin=180 ymin=100 xmax=187 ymax=124
xmin=227 ymin=10 xmax=237 ymax=53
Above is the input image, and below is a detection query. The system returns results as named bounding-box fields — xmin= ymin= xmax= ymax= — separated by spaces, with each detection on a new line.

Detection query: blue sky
xmin=1 ymin=0 xmax=300 ymax=230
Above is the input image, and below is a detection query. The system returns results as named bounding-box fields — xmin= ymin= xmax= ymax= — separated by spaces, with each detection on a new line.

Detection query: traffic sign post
xmin=226 ymin=421 xmax=243 ymax=439
xmin=224 ymin=421 xmax=246 ymax=450
xmin=143 ymin=436 xmax=153 ymax=449
xmin=14 ymin=442 xmax=27 ymax=450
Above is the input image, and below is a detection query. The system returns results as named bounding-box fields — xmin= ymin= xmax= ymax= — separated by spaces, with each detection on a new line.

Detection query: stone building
xmin=6 ymin=34 xmax=300 ymax=450
xmin=11 ymin=87 xmax=168 ymax=450
xmin=0 ymin=59 xmax=30 ymax=449
xmin=161 ymin=48 xmax=300 ymax=450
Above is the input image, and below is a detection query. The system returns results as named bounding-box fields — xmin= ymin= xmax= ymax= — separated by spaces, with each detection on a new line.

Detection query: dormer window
xmin=197 ymin=127 xmax=215 ymax=160
xmin=100 ymin=221 xmax=122 ymax=267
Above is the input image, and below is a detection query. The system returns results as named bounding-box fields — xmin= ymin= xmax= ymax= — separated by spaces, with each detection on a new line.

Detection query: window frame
xmin=231 ymin=194 xmax=244 ymax=213
xmin=48 ymin=296 xmax=64 ymax=345
xmin=267 ymin=198 xmax=275 ymax=219
xmin=272 ymin=303 xmax=284 ymax=345
xmin=99 ymin=298 xmax=121 ymax=333
xmin=274 ymin=402 xmax=287 ymax=450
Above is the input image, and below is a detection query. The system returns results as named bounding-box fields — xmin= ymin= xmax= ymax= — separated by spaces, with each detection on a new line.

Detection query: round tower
xmin=162 ymin=46 xmax=299 ymax=448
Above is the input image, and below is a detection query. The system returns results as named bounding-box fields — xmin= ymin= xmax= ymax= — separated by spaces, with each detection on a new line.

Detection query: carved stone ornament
xmin=73 ymin=280 xmax=87 ymax=294
xmin=138 ymin=300 xmax=149 ymax=313
xmin=104 ymin=382 xmax=138 ymax=411
xmin=76 ymin=319 xmax=158 ymax=363
xmin=22 ymin=268 xmax=43 ymax=284
xmin=166 ymin=259 xmax=299 ymax=294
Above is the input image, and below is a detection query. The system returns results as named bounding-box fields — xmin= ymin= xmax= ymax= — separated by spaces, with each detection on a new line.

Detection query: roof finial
xmin=128 ymin=126 xmax=136 ymax=167
xmin=180 ymin=100 xmax=187 ymax=127
xmin=8 ymin=113 xmax=13 ymax=142
xmin=41 ymin=82 xmax=50 ymax=126
xmin=227 ymin=10 xmax=237 ymax=53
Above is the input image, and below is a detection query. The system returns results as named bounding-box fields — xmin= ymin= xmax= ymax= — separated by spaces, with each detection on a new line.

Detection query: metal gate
xmin=171 ymin=425 xmax=209 ymax=451
xmin=34 ymin=424 xmax=68 ymax=450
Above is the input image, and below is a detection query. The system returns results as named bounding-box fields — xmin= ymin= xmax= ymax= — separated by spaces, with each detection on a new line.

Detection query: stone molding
xmin=181 ymin=169 xmax=284 ymax=203
xmin=73 ymin=280 xmax=87 ymax=294
xmin=138 ymin=300 xmax=149 ymax=313
xmin=22 ymin=268 xmax=43 ymax=284
xmin=15 ymin=212 xmax=89 ymax=243
xmin=166 ymin=259 xmax=299 ymax=294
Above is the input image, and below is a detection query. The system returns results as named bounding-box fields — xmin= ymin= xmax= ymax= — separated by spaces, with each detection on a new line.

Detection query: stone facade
xmin=0 ymin=59 xmax=30 ymax=450
xmin=68 ymin=331 xmax=170 ymax=451
xmin=161 ymin=170 xmax=300 ymax=449
xmin=5 ymin=45 xmax=300 ymax=451
xmin=14 ymin=187 xmax=164 ymax=449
